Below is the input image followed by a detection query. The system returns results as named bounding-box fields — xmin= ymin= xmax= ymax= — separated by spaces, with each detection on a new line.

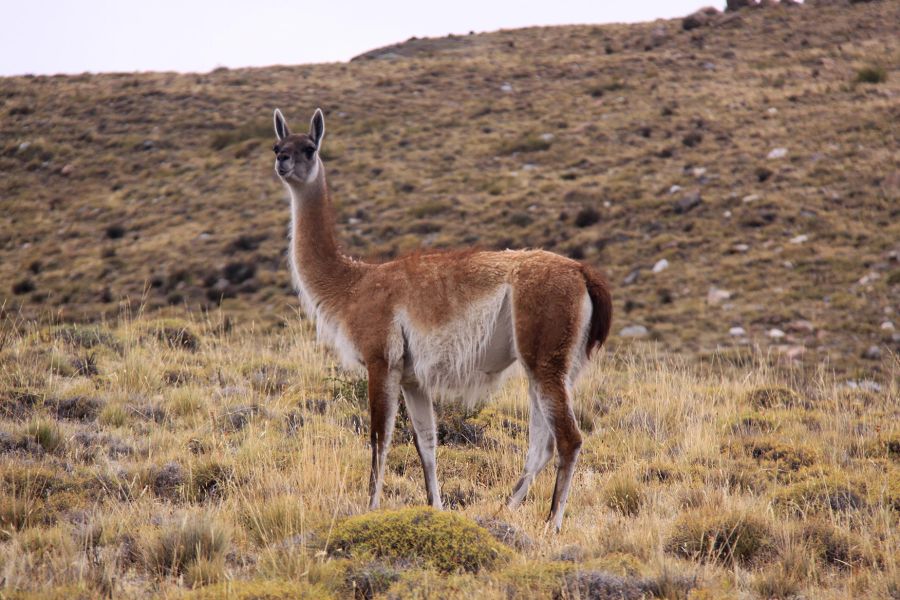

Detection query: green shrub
xmin=666 ymin=509 xmax=775 ymax=565
xmin=26 ymin=419 xmax=64 ymax=453
xmin=328 ymin=507 xmax=512 ymax=573
xmin=856 ymin=66 xmax=887 ymax=84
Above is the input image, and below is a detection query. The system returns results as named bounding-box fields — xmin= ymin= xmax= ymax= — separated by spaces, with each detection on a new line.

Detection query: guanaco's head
xmin=272 ymin=108 xmax=325 ymax=185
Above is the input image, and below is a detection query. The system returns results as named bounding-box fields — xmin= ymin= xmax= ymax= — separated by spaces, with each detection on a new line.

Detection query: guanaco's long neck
xmin=286 ymin=163 xmax=360 ymax=313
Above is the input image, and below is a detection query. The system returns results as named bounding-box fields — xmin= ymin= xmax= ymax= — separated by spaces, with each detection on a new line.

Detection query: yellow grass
xmin=0 ymin=313 xmax=896 ymax=598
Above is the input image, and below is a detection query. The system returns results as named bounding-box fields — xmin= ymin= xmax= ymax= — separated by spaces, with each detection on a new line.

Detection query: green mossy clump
xmin=856 ymin=65 xmax=887 ymax=84
xmin=666 ymin=509 xmax=775 ymax=566
xmin=744 ymin=386 xmax=804 ymax=409
xmin=51 ymin=324 xmax=121 ymax=351
xmin=328 ymin=507 xmax=513 ymax=573
xmin=182 ymin=579 xmax=332 ymax=599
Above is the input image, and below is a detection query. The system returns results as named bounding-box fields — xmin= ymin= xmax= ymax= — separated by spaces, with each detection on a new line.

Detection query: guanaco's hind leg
xmin=402 ymin=382 xmax=442 ymax=509
xmin=367 ymin=359 xmax=400 ymax=510
xmin=507 ymin=383 xmax=555 ymax=509
xmin=541 ymin=379 xmax=583 ymax=532
xmin=511 ymin=263 xmax=589 ymax=531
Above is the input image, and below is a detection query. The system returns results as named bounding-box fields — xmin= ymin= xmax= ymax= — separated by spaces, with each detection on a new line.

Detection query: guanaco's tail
xmin=580 ymin=264 xmax=613 ymax=358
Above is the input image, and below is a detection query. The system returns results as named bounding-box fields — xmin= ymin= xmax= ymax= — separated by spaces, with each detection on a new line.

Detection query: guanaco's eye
xmin=304 ymin=147 xmax=315 ymax=158
xmin=272 ymin=144 xmax=280 ymax=153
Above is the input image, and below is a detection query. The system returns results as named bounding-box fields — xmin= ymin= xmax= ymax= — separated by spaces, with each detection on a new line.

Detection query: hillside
xmin=1 ymin=0 xmax=899 ymax=376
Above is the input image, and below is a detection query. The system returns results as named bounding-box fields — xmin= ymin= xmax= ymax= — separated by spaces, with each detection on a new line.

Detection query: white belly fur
xmin=397 ymin=285 xmax=517 ymax=406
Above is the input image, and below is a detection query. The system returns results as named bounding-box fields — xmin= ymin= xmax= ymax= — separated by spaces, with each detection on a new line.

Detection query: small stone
xmin=652 ymin=258 xmax=670 ymax=273
xmin=620 ymin=325 xmax=649 ymax=338
xmin=729 ymin=326 xmax=747 ymax=337
xmin=881 ymin=321 xmax=895 ymax=331
xmin=742 ymin=194 xmax=760 ymax=203
xmin=858 ymin=272 xmax=879 ymax=285
xmin=60 ymin=163 xmax=74 ymax=176
xmin=733 ymin=243 xmax=750 ymax=253
xmin=669 ymin=185 xmax=682 ymax=194
xmin=674 ymin=193 xmax=702 ymax=214
xmin=767 ymin=107 xmax=778 ymax=115
xmin=767 ymin=328 xmax=785 ymax=339
xmin=500 ymin=83 xmax=513 ymax=93
xmin=768 ymin=147 xmax=788 ymax=159
xmin=540 ymin=133 xmax=555 ymax=142
xmin=692 ymin=167 xmax=707 ymax=177
xmin=707 ymin=287 xmax=732 ymax=305
xmin=862 ymin=345 xmax=882 ymax=360
xmin=623 ymin=269 xmax=640 ymax=285
xmin=17 ymin=141 xmax=31 ymax=153
xmin=787 ymin=320 xmax=815 ymax=333
xmin=790 ymin=234 xmax=808 ymax=244
xmin=783 ymin=345 xmax=806 ymax=361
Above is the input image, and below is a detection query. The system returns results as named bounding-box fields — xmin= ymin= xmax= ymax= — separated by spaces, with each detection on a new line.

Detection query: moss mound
xmin=328 ymin=507 xmax=513 ymax=573
xmin=772 ymin=475 xmax=867 ymax=514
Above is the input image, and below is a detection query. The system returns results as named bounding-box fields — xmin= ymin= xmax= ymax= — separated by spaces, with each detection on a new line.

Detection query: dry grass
xmin=0 ymin=313 xmax=896 ymax=598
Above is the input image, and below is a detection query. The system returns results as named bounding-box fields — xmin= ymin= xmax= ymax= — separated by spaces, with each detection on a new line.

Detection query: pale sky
xmin=0 ymin=1 xmax=726 ymax=76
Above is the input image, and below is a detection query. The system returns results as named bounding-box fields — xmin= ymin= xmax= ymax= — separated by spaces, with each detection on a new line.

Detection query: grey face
xmin=273 ymin=135 xmax=318 ymax=182
xmin=272 ymin=108 xmax=325 ymax=184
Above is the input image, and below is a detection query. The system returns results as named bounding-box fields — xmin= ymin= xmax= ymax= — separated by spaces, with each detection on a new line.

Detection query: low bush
xmin=328 ymin=507 xmax=512 ymax=573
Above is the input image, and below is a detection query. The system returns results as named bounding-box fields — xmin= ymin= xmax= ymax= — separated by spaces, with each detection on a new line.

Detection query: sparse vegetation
xmin=0 ymin=315 xmax=893 ymax=597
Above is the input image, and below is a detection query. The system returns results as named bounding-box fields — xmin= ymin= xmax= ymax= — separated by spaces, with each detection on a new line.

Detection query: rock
xmin=726 ymin=0 xmax=754 ymax=10
xmin=768 ymin=147 xmax=788 ymax=159
xmin=682 ymin=7 xmax=720 ymax=30
xmin=623 ymin=269 xmax=640 ymax=285
xmin=17 ymin=141 xmax=31 ymax=153
xmin=845 ymin=380 xmax=882 ymax=393
xmin=729 ymin=326 xmax=747 ymax=337
xmin=782 ymin=345 xmax=806 ymax=361
xmin=733 ymin=243 xmax=750 ymax=253
xmin=652 ymin=259 xmax=669 ymax=273
xmin=858 ymin=272 xmax=879 ymax=285
xmin=500 ymin=83 xmax=513 ymax=93
xmin=862 ymin=345 xmax=882 ymax=360
xmin=742 ymin=194 xmax=760 ymax=203
xmin=475 ymin=518 xmax=533 ymax=551
xmin=767 ymin=328 xmax=785 ymax=339
xmin=674 ymin=192 xmax=702 ymax=214
xmin=60 ymin=163 xmax=74 ymax=176
xmin=669 ymin=185 xmax=682 ymax=194
xmin=557 ymin=545 xmax=588 ymax=562
xmin=787 ymin=319 xmax=815 ymax=333
xmin=707 ymin=287 xmax=732 ymax=305
xmin=790 ymin=234 xmax=808 ymax=244
xmin=881 ymin=321 xmax=895 ymax=331
xmin=620 ymin=325 xmax=649 ymax=338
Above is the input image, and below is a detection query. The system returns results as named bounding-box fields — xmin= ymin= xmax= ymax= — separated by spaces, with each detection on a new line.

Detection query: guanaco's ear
xmin=309 ymin=108 xmax=325 ymax=150
xmin=273 ymin=108 xmax=290 ymax=141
